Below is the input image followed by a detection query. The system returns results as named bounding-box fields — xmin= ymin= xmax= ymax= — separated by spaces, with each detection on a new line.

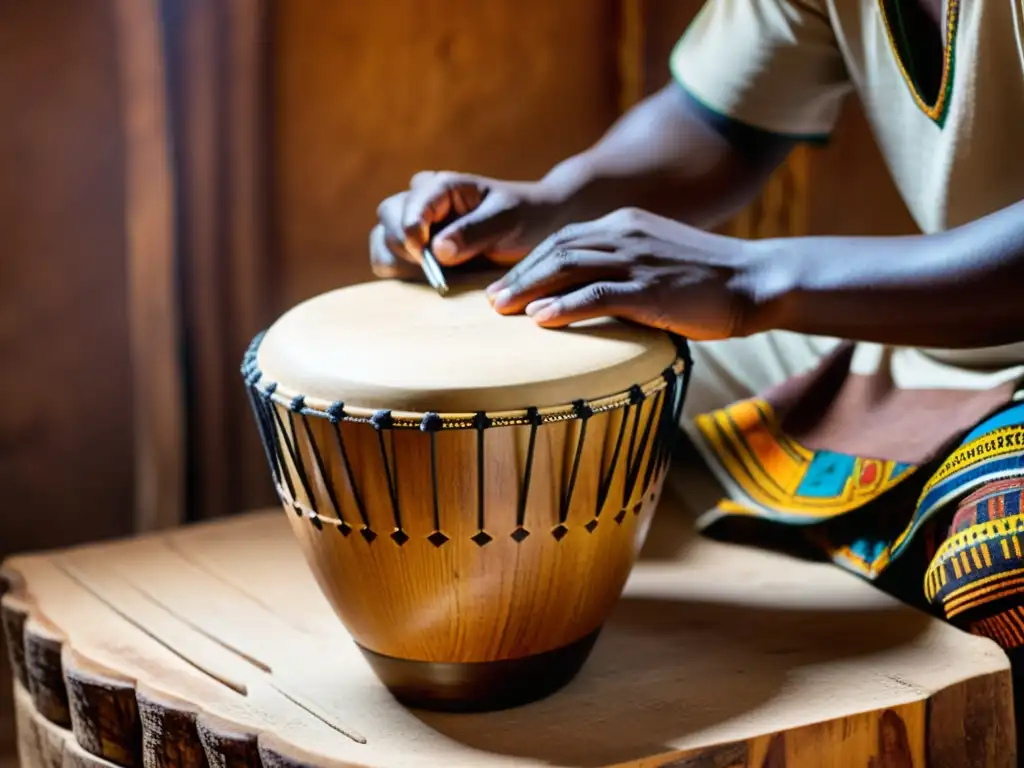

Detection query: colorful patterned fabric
xmin=925 ymin=475 xmax=1024 ymax=649
xmin=694 ymin=399 xmax=916 ymax=526
xmin=694 ymin=401 xmax=1024 ymax=585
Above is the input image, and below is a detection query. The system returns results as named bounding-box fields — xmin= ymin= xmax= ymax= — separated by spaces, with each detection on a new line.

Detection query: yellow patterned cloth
xmin=692 ymin=400 xmax=1024 ymax=621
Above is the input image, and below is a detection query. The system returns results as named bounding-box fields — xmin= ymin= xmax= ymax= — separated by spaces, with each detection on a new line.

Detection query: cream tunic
xmin=666 ymin=0 xmax=1024 ymax=412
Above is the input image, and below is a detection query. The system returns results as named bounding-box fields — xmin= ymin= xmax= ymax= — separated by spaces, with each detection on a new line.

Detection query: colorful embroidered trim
xmin=876 ymin=0 xmax=960 ymax=126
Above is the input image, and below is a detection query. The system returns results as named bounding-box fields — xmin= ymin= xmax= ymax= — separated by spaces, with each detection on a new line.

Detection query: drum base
xmin=358 ymin=627 xmax=602 ymax=713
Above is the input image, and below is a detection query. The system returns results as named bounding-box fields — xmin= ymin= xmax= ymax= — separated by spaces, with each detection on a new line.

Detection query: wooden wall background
xmin=0 ymin=0 xmax=917 ymax=760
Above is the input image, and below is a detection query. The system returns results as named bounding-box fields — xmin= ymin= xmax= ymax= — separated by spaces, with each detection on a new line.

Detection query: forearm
xmin=747 ymin=200 xmax=1024 ymax=348
xmin=538 ymin=83 xmax=792 ymax=231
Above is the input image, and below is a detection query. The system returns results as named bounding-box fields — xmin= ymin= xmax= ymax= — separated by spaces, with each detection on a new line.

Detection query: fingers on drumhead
xmin=529 ymin=282 xmax=644 ymax=327
xmin=492 ymin=250 xmax=624 ymax=313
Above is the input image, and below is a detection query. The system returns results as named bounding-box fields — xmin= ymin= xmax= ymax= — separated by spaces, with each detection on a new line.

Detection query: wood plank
xmin=926 ymin=673 xmax=1016 ymax=767
xmin=1 ymin=556 xmax=368 ymax=768
xmin=3 ymin=489 xmax=1014 ymax=766
xmin=13 ymin=681 xmax=117 ymax=768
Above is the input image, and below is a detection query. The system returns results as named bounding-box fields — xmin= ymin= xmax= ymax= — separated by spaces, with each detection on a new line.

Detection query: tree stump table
xmin=1 ymin=489 xmax=1016 ymax=767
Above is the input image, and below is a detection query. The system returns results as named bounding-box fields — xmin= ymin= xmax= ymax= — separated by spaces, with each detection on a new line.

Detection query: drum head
xmin=255 ymin=279 xmax=678 ymax=413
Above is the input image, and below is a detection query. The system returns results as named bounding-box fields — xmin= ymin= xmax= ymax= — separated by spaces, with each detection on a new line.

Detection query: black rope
xmin=282 ymin=397 xmax=319 ymax=516
xmin=421 ymin=412 xmax=444 ymax=538
xmin=621 ymin=391 xmax=645 ymax=509
xmin=243 ymin=375 xmax=282 ymax=489
xmin=327 ymin=402 xmax=370 ymax=531
xmin=372 ymin=410 xmax=403 ymax=540
xmin=665 ymin=365 xmax=689 ymax=469
xmin=260 ymin=387 xmax=302 ymax=514
xmin=474 ymin=411 xmax=492 ymax=533
xmin=242 ymin=337 xmax=299 ymax=514
xmin=240 ymin=330 xmax=695 ymax=542
xmin=645 ymin=369 xmax=679 ymax=493
xmin=624 ymin=389 xmax=662 ymax=507
xmin=250 ymin=382 xmax=283 ymax=482
xmin=516 ymin=407 xmax=542 ymax=532
xmin=595 ymin=406 xmax=628 ymax=518
xmin=655 ymin=338 xmax=695 ymax=477
xmin=597 ymin=385 xmax=643 ymax=516
xmin=300 ymin=409 xmax=348 ymax=532
xmin=676 ymin=338 xmax=694 ymax=420
xmin=240 ymin=331 xmax=692 ymax=433
xmin=261 ymin=389 xmax=298 ymax=508
xmin=560 ymin=401 xmax=593 ymax=525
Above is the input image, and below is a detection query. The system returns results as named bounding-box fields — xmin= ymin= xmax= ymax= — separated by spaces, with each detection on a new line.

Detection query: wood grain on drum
xmin=2 ymin=497 xmax=1016 ymax=767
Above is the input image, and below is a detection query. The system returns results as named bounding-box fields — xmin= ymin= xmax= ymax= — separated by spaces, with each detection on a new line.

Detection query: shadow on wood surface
xmin=410 ymin=593 xmax=930 ymax=766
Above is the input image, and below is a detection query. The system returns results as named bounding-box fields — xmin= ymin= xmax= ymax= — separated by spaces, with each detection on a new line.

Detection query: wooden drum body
xmin=241 ymin=280 xmax=691 ymax=711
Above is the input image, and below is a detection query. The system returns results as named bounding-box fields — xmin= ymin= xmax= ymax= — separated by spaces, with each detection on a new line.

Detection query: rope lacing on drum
xmin=240 ymin=330 xmax=696 ymax=546
xmin=471 ymin=411 xmax=494 ymax=546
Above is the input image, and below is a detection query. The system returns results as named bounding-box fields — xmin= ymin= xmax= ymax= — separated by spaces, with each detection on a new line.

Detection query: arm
xmin=374 ymin=0 xmax=846 ymax=276
xmin=539 ymin=83 xmax=795 ymax=231
xmin=372 ymin=82 xmax=794 ymax=273
xmin=748 ymin=199 xmax=1024 ymax=348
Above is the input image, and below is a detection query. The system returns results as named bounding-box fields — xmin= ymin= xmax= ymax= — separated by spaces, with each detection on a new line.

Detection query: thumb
xmin=431 ymin=192 xmax=521 ymax=266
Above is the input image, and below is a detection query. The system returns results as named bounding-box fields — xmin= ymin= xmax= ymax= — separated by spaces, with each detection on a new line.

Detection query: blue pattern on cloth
xmin=825 ymin=402 xmax=1024 ymax=579
xmin=893 ymin=402 xmax=1024 ymax=560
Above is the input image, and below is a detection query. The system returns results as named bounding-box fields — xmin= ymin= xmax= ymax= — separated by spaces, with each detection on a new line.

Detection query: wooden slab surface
xmin=2 ymin=489 xmax=1016 ymax=767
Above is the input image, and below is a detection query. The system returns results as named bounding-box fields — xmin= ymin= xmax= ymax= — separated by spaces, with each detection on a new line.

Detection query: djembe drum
xmin=240 ymin=279 xmax=691 ymax=712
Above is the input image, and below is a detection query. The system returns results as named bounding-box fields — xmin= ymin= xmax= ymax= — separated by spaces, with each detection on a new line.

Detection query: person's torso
xmin=826 ymin=0 xmax=1024 ymax=232
xmin=825 ymin=0 xmax=1024 ymax=365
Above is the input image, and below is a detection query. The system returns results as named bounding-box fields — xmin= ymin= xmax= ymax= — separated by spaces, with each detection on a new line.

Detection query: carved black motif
xmin=391 ymin=529 xmax=410 ymax=546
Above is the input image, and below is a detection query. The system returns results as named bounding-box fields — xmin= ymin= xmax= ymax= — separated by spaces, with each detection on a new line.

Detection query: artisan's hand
xmin=369 ymin=172 xmax=562 ymax=279
xmin=484 ymin=208 xmax=763 ymax=341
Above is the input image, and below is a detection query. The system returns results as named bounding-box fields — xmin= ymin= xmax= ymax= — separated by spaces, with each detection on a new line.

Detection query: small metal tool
xmin=420 ymin=244 xmax=450 ymax=297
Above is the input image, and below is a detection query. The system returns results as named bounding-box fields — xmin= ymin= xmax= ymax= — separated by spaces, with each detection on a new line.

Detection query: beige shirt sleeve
xmin=670 ymin=0 xmax=853 ymax=139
